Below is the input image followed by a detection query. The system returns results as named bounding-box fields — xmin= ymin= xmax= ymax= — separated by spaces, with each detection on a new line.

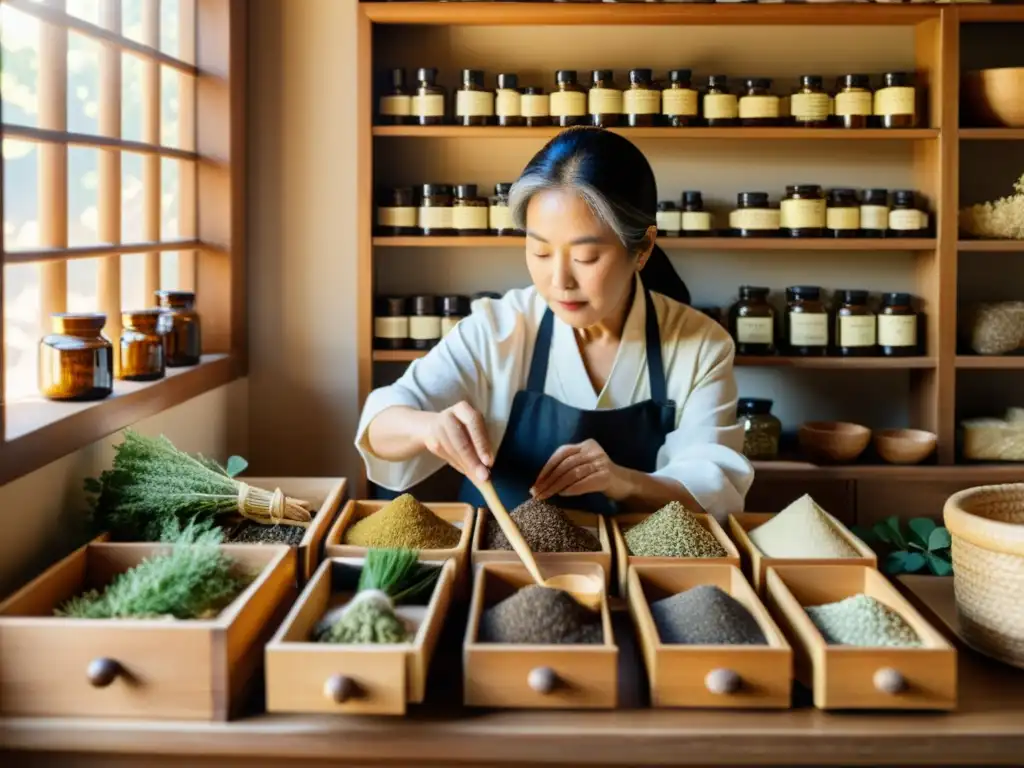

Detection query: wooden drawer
xmin=628 ymin=563 xmax=792 ymax=709
xmin=765 ymin=564 xmax=957 ymax=711
xmin=463 ymin=562 xmax=617 ymax=710
xmin=729 ymin=511 xmax=876 ymax=594
xmin=612 ymin=512 xmax=740 ymax=598
xmin=0 ymin=541 xmax=295 ymax=720
xmin=471 ymin=508 xmax=613 ymax=588
xmin=265 ymin=557 xmax=455 ymax=715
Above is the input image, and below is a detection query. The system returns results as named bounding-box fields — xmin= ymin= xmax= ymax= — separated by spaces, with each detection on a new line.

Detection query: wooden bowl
xmin=874 ymin=428 xmax=937 ymax=465
xmin=963 ymin=68 xmax=1024 ymax=128
xmin=798 ymin=421 xmax=871 ymax=464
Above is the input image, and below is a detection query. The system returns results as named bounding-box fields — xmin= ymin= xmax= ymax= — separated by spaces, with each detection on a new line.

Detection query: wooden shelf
xmin=752 ymin=460 xmax=1024 ymax=483
xmin=960 ymin=5 xmax=1024 ymax=22
xmin=374 ymin=349 xmax=427 ymax=363
xmin=373 ymin=236 xmax=937 ymax=251
xmin=956 ymin=355 xmax=1024 ymax=370
xmin=958 ymin=239 xmax=1024 ymax=252
xmin=959 ymin=128 xmax=1024 ymax=141
xmin=373 ymin=126 xmax=940 ymax=141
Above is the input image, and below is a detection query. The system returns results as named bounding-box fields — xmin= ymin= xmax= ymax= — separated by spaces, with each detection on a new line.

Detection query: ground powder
xmin=313 ymin=595 xmax=409 ymax=644
xmin=343 ymin=494 xmax=460 ymax=549
xmin=624 ymin=502 xmax=727 ymax=558
xmin=485 ymin=498 xmax=600 ymax=553
xmin=748 ymin=494 xmax=858 ymax=559
xmin=479 ymin=585 xmax=603 ymax=645
xmin=650 ymin=584 xmax=767 ymax=645
xmin=805 ymin=593 xmax=921 ymax=647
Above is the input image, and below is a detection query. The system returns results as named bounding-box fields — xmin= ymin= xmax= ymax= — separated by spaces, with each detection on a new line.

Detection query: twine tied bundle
xmin=236 ymin=482 xmax=312 ymax=528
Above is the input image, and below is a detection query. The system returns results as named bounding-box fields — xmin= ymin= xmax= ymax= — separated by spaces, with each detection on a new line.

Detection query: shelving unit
xmin=373 ymin=236 xmax=938 ymax=251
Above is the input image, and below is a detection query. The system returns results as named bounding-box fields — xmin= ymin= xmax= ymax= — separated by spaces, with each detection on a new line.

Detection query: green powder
xmin=343 ymin=494 xmax=460 ymax=550
xmin=805 ymin=593 xmax=921 ymax=647
xmin=748 ymin=494 xmax=859 ymax=559
xmin=624 ymin=502 xmax=728 ymax=558
xmin=313 ymin=593 xmax=410 ymax=644
xmin=485 ymin=498 xmax=600 ymax=553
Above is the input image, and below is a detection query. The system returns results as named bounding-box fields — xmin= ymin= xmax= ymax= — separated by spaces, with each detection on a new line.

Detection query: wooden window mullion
xmin=179 ymin=0 xmax=197 ymax=291
xmin=142 ymin=0 xmax=161 ymax=301
xmin=98 ymin=0 xmax=123 ymax=374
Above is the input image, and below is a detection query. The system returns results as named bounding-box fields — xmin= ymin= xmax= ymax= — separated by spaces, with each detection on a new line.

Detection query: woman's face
xmin=524 ymin=188 xmax=649 ymax=329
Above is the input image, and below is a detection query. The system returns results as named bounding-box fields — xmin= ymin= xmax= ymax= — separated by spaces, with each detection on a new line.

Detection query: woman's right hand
xmin=419 ymin=401 xmax=493 ymax=483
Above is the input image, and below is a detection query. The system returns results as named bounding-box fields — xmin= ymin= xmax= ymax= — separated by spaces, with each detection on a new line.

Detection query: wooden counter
xmin=3 ymin=577 xmax=1023 ymax=767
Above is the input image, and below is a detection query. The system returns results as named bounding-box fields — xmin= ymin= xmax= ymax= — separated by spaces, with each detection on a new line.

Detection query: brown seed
xmin=485 ymin=498 xmax=600 ymax=553
xmin=480 ymin=585 xmax=602 ymax=645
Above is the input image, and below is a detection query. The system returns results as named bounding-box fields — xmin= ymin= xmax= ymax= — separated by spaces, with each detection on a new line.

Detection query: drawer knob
xmin=873 ymin=667 xmax=906 ymax=695
xmin=324 ymin=674 xmax=357 ymax=703
xmin=86 ymin=658 xmax=122 ymax=688
xmin=528 ymin=666 xmax=558 ymax=695
xmin=705 ymin=668 xmax=741 ymax=695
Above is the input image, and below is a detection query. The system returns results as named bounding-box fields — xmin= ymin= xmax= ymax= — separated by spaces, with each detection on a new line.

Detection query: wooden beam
xmin=0 ymin=125 xmax=199 ymax=161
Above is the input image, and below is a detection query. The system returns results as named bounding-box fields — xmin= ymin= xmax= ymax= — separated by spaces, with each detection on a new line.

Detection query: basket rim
xmin=944 ymin=483 xmax=1024 ymax=556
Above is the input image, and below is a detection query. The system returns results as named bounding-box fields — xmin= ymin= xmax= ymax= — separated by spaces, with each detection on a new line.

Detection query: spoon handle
xmin=476 ymin=481 xmax=546 ymax=586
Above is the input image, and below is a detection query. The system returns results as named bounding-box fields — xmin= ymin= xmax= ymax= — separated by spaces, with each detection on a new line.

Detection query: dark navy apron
xmin=457 ymin=284 xmax=677 ymax=516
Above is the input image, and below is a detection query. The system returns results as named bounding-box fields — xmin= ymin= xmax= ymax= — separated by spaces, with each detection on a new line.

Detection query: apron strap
xmin=526 ymin=307 xmax=555 ymax=393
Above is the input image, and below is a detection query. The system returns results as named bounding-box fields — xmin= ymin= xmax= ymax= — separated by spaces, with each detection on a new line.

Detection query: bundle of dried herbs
xmin=959 ymin=173 xmax=1024 ymax=241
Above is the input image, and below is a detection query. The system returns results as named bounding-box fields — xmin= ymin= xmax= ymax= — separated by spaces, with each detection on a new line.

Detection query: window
xmin=0 ymin=0 xmax=246 ymax=484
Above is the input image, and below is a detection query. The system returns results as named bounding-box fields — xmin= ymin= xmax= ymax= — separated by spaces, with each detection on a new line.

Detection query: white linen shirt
xmin=354 ymin=275 xmax=754 ymax=521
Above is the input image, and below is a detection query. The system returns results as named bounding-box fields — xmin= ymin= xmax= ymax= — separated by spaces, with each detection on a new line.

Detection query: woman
xmin=355 ymin=128 xmax=753 ymax=521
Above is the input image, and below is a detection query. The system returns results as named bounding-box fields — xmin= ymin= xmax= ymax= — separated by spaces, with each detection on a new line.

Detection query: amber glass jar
xmin=378 ymin=68 xmax=411 ymax=126
xmin=791 ymin=75 xmax=830 ymax=128
xmin=374 ymin=296 xmax=409 ymax=351
xmin=410 ymin=295 xmax=442 ymax=351
xmin=860 ymin=188 xmax=889 ymax=238
xmin=878 ymin=292 xmax=919 ymax=356
xmin=623 ymin=68 xmax=659 ymax=127
xmin=889 ymin=190 xmax=925 ymax=237
xmin=682 ymin=190 xmax=713 ymax=236
xmin=729 ymin=285 xmax=776 ymax=356
xmin=377 ymin=186 xmax=418 ymax=236
xmin=156 ymin=290 xmax=201 ymax=367
xmin=703 ymin=75 xmax=738 ymax=126
xmin=453 ymin=184 xmax=489 ymax=236
xmin=120 ymin=309 xmax=165 ymax=381
xmin=661 ymin=69 xmax=698 ymax=127
xmin=834 ymin=289 xmax=877 ymax=357
xmin=656 ymin=201 xmax=681 ymax=237
xmin=589 ymin=69 xmax=622 ymax=128
xmin=495 ymin=73 xmax=523 ymax=127
xmin=874 ymin=72 xmax=917 ymax=129
xmin=739 ymin=78 xmax=780 ymax=126
xmin=520 ymin=86 xmax=550 ymax=127
xmin=551 ymin=71 xmax=587 ymax=127
xmin=38 ymin=312 xmax=114 ymax=401
xmin=781 ymin=185 xmax=826 ymax=237
xmin=738 ymin=398 xmax=782 ymax=461
xmin=835 ymin=74 xmax=872 ymax=129
xmin=785 ymin=285 xmax=829 ymax=356
xmin=418 ymin=183 xmax=454 ymax=235
xmin=455 ymin=69 xmax=494 ymax=126
xmin=826 ymin=188 xmax=861 ymax=238
xmin=490 ymin=183 xmax=517 ymax=235
xmin=730 ymin=192 xmax=780 ymax=237
xmin=440 ymin=295 xmax=471 ymax=338
xmin=412 ymin=67 xmax=446 ymax=126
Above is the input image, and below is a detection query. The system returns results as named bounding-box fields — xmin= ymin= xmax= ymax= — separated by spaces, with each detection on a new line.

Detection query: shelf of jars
xmin=372 ymin=126 xmax=940 ymax=140
xmin=373 ymin=236 xmax=938 ymax=251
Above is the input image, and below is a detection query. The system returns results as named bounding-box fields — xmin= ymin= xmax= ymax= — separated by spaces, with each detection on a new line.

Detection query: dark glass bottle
xmin=495 ymin=72 xmax=523 ymax=127
xmin=875 ymin=72 xmax=917 ymax=128
xmin=861 ymin=188 xmax=889 ymax=238
xmin=739 ymin=78 xmax=780 ymax=126
xmin=730 ymin=192 xmax=780 ymax=237
xmin=412 ymin=67 xmax=446 ymax=126
xmin=826 ymin=188 xmax=861 ymax=238
xmin=376 ymin=186 xmax=418 ymax=236
xmin=878 ymin=292 xmax=919 ymax=356
xmin=521 ymin=86 xmax=550 ymax=127
xmin=791 ymin=75 xmax=830 ymax=128
xmin=784 ymin=285 xmax=829 ymax=356
xmin=738 ymin=398 xmax=782 ymax=461
xmin=656 ymin=201 xmax=681 ymax=237
xmin=455 ymin=69 xmax=494 ymax=126
xmin=624 ymin=68 xmax=659 ymax=127
xmin=489 ymin=183 xmax=517 ymax=236
xmin=440 ymin=295 xmax=471 ymax=338
xmin=378 ymin=68 xmax=411 ymax=126
xmin=889 ymin=190 xmax=925 ymax=237
xmin=704 ymin=75 xmax=738 ymax=126
xmin=589 ymin=69 xmax=622 ymax=128
xmin=452 ymin=184 xmax=489 ymax=236
xmin=410 ymin=295 xmax=442 ymax=351
xmin=834 ymin=289 xmax=876 ymax=357
xmin=418 ymin=183 xmax=454 ymax=236
xmin=781 ymin=185 xmax=826 ymax=238
xmin=374 ymin=296 xmax=409 ymax=351
xmin=156 ymin=290 xmax=202 ymax=367
xmin=551 ymin=70 xmax=587 ymax=127
xmin=682 ymin=190 xmax=713 ymax=236
xmin=120 ymin=309 xmax=166 ymax=381
xmin=729 ymin=286 xmax=776 ymax=356
xmin=662 ymin=69 xmax=699 ymax=127
xmin=38 ymin=312 xmax=114 ymax=400
xmin=835 ymin=74 xmax=872 ymax=129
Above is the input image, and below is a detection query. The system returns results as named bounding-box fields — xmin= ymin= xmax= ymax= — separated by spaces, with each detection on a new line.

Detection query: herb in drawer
xmin=480 ymin=584 xmax=603 ymax=645
xmin=342 ymin=494 xmax=460 ymax=550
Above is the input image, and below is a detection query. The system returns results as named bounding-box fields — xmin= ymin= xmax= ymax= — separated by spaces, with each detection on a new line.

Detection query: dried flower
xmin=959 ymin=173 xmax=1024 ymax=240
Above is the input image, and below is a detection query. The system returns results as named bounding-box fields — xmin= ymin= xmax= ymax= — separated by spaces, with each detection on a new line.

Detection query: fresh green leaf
xmin=926 ymin=551 xmax=953 ymax=576
xmin=908 ymin=541 xmax=925 ymax=551
xmin=872 ymin=521 xmax=896 ymax=545
xmin=226 ymin=456 xmax=248 ymax=478
xmin=885 ymin=551 xmax=910 ymax=574
xmin=83 ymin=477 xmax=102 ymax=494
xmin=850 ymin=525 xmax=875 ymax=544
xmin=885 ymin=516 xmax=909 ymax=549
xmin=908 ymin=518 xmax=937 ymax=549
xmin=928 ymin=527 xmax=952 ymax=551
xmin=903 ymin=552 xmax=927 ymax=573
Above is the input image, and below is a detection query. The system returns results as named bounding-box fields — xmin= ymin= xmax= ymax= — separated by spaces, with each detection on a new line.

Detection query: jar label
xmin=379 ymin=95 xmax=411 ymax=117
xmin=411 ymin=94 xmax=445 ymax=118
xmin=737 ymin=317 xmax=773 ymax=344
xmin=704 ymin=93 xmax=738 ymax=120
xmin=441 ymin=316 xmax=463 ymax=336
xmin=623 ymin=88 xmax=660 ymax=115
xmin=791 ymin=92 xmax=830 ymax=122
xmin=656 ymin=210 xmax=682 ymax=232
xmin=489 ymin=204 xmax=515 ymax=232
xmin=418 ymin=206 xmax=453 ymax=230
xmin=874 ymin=86 xmax=915 ymax=117
xmin=549 ymin=90 xmax=587 ymax=117
xmin=409 ymin=316 xmax=442 ymax=341
xmin=521 ymin=93 xmax=550 ymax=117
xmin=731 ymin=208 xmax=781 ymax=231
xmin=839 ymin=315 xmax=876 ymax=347
xmin=861 ymin=204 xmax=889 ymax=230
xmin=789 ymin=313 xmax=828 ymax=346
xmin=682 ymin=211 xmax=713 ymax=231
xmin=889 ymin=208 xmax=922 ymax=231
xmin=780 ymin=198 xmax=826 ymax=229
xmin=496 ymin=89 xmax=521 ymax=117
xmin=377 ymin=206 xmax=418 ymax=228
xmin=452 ymin=206 xmax=489 ymax=230
xmin=456 ymin=90 xmax=495 ymax=117
xmin=835 ymin=90 xmax=873 ymax=117
xmin=878 ymin=314 xmax=916 ymax=347
xmin=662 ymin=88 xmax=698 ymax=116
xmin=589 ymin=87 xmax=622 ymax=115
xmin=826 ymin=206 xmax=860 ymax=231
xmin=738 ymin=94 xmax=780 ymax=119
xmin=374 ymin=316 xmax=409 ymax=339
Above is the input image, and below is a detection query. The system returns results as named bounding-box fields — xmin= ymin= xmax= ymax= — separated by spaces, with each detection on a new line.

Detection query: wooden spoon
xmin=475 ymin=480 xmax=604 ymax=612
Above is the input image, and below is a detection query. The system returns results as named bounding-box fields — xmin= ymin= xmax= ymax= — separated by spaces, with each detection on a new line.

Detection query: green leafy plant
xmin=852 ymin=516 xmax=953 ymax=576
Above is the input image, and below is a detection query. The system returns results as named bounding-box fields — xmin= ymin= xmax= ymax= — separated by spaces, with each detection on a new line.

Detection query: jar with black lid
xmin=662 ymin=69 xmax=699 ymax=127
xmin=729 ymin=285 xmax=776 ymax=356
xmin=861 ymin=188 xmax=889 ymax=238
xmin=156 ymin=290 xmax=201 ymax=367
xmin=738 ymin=398 xmax=782 ymax=461
xmin=455 ymin=69 xmax=494 ymax=126
xmin=412 ymin=67 xmax=446 ymax=126
xmin=785 ymin=285 xmax=829 ymax=356
xmin=521 ymin=86 xmax=550 ymax=127
xmin=38 ymin=312 xmax=114 ymax=400
xmin=378 ymin=68 xmax=411 ymax=126
xmin=473 ymin=291 xmax=502 ymax=302
xmin=440 ymin=295 xmax=471 ymax=338
xmin=377 ymin=186 xmax=418 ymax=236
xmin=874 ymin=72 xmax=917 ymax=129
xmin=704 ymin=75 xmax=738 ymax=126
xmin=374 ymin=296 xmax=409 ymax=350
xmin=835 ymin=74 xmax=872 ymax=129
xmin=730 ymin=192 xmax=780 ymax=237
xmin=878 ymin=292 xmax=919 ymax=356
xmin=490 ymin=183 xmax=517 ymax=236
xmin=739 ymin=78 xmax=780 ymax=126
xmin=589 ymin=69 xmax=622 ymax=128
xmin=624 ymin=68 xmax=659 ymax=127
xmin=418 ymin=183 xmax=454 ymax=236
xmin=551 ymin=71 xmax=587 ymax=127
xmin=453 ymin=184 xmax=489 ymax=236
xmin=656 ymin=201 xmax=681 ymax=237
xmin=495 ymin=73 xmax=523 ymax=127
xmin=826 ymin=188 xmax=861 ymax=238
xmin=791 ymin=75 xmax=830 ymax=128
xmin=889 ymin=190 xmax=925 ymax=237
xmin=781 ymin=185 xmax=826 ymax=237
xmin=834 ymin=289 xmax=876 ymax=356
xmin=681 ymin=190 xmax=713 ymax=236
xmin=120 ymin=309 xmax=165 ymax=381
xmin=410 ymin=295 xmax=442 ymax=351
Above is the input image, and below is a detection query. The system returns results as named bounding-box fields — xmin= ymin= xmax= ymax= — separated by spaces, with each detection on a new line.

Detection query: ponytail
xmin=641 ymin=244 xmax=690 ymax=306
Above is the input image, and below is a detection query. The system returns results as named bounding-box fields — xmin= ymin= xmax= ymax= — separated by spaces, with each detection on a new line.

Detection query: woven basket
xmin=943 ymin=483 xmax=1024 ymax=669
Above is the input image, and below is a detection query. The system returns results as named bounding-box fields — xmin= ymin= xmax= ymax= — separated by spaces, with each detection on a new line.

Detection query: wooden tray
xmin=627 ymin=563 xmax=792 ymax=709
xmin=0 ymin=540 xmax=296 ymax=720
xmin=612 ymin=512 xmax=741 ymax=598
xmin=472 ymin=507 xmax=613 ymax=588
xmin=729 ymin=511 xmax=877 ymax=594
xmin=764 ymin=564 xmax=957 ymax=711
xmin=463 ymin=561 xmax=617 ymax=709
xmin=265 ymin=557 xmax=455 ymax=715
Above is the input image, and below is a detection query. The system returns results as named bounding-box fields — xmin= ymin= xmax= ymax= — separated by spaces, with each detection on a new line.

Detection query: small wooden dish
xmin=728 ymin=511 xmax=877 ymax=595
xmin=798 ymin=421 xmax=871 ymax=464
xmin=472 ymin=507 xmax=613 ymax=588
xmin=628 ymin=563 xmax=792 ymax=709
xmin=873 ymin=429 xmax=937 ymax=465
xmin=0 ymin=540 xmax=295 ymax=720
xmin=265 ymin=557 xmax=455 ymax=715
xmin=764 ymin=564 xmax=957 ymax=711
xmin=611 ymin=512 xmax=740 ymax=598
xmin=963 ymin=67 xmax=1024 ymax=128
xmin=463 ymin=561 xmax=617 ymax=709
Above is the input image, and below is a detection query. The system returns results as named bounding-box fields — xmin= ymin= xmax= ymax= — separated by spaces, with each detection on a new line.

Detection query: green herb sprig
xmin=852 ymin=516 xmax=953 ymax=576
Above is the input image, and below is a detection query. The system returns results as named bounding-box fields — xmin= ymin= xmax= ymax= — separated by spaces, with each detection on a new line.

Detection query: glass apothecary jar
xmin=38 ymin=312 xmax=114 ymax=401
xmin=729 ymin=285 xmax=776 ymax=356
xmin=120 ymin=309 xmax=166 ymax=381
xmin=455 ymin=69 xmax=494 ymax=126
xmin=781 ymin=184 xmax=826 ymax=238
xmin=656 ymin=201 xmax=682 ymax=236
xmin=661 ymin=69 xmax=698 ymax=127
xmin=551 ymin=70 xmax=587 ymax=128
xmin=495 ymin=73 xmax=523 ymax=127
xmin=589 ymin=69 xmax=622 ymax=128
xmin=623 ymin=68 xmax=659 ymax=127
xmin=412 ymin=67 xmax=446 ymax=126
xmin=835 ymin=74 xmax=873 ymax=129
xmin=378 ymin=67 xmax=411 ymax=126
xmin=826 ymin=188 xmax=861 ymax=238
xmin=834 ymin=289 xmax=877 ymax=357
xmin=377 ymin=186 xmax=418 ymax=236
xmin=738 ymin=398 xmax=782 ymax=461
xmin=729 ymin=192 xmax=780 ymax=237
xmin=785 ymin=285 xmax=829 ymax=356
xmin=682 ymin=190 xmax=713 ymax=236
xmin=452 ymin=184 xmax=489 ymax=236
xmin=490 ymin=182 xmax=517 ymax=235
xmin=790 ymin=75 xmax=830 ymax=128
xmin=874 ymin=72 xmax=917 ymax=129
xmin=156 ymin=290 xmax=202 ymax=367
xmin=418 ymin=183 xmax=454 ymax=236
xmin=375 ymin=296 xmax=409 ymax=351
xmin=520 ymin=86 xmax=550 ymax=127
xmin=704 ymin=75 xmax=738 ymax=126
xmin=878 ymin=292 xmax=920 ymax=357
xmin=738 ymin=78 xmax=780 ymax=126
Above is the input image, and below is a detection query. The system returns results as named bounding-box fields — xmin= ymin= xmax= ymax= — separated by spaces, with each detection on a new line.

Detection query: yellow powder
xmin=343 ymin=494 xmax=461 ymax=549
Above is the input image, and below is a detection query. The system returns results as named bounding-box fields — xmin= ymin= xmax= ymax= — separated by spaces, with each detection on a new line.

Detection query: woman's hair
xmin=509 ymin=127 xmax=690 ymax=306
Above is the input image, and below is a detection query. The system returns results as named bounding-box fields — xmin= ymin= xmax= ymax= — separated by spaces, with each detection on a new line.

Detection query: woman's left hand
xmin=530 ymin=439 xmax=632 ymax=502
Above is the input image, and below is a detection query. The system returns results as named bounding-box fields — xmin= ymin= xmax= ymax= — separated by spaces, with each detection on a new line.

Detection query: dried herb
xmin=959 ymin=172 xmax=1024 ymax=240
xmin=343 ymin=494 xmax=460 ymax=550
xmin=806 ymin=593 xmax=921 ymax=647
